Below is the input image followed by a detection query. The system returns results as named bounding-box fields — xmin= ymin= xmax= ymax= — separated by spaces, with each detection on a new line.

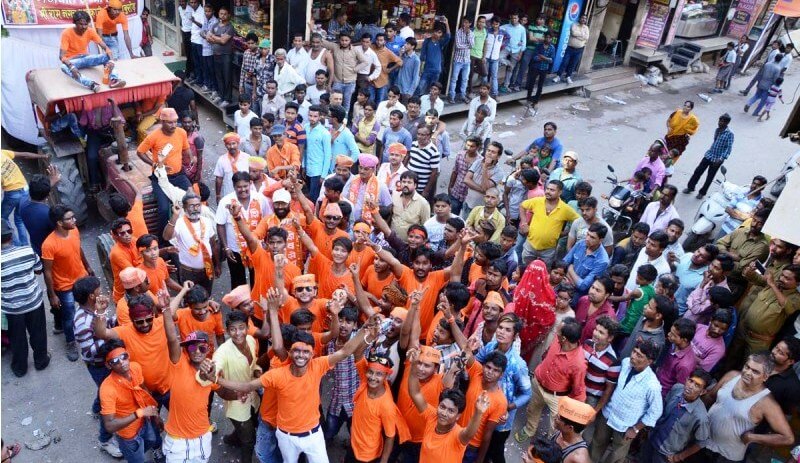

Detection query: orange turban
xmin=222 ymin=132 xmax=241 ymax=143
xmin=293 ymin=274 xmax=316 ymax=288
xmin=222 ymin=284 xmax=251 ymax=308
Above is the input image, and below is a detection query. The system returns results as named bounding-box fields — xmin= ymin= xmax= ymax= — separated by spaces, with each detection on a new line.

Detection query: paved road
xmin=2 ymin=67 xmax=798 ymax=462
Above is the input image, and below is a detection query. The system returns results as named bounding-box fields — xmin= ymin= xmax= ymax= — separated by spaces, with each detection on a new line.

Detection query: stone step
xmin=584 ymin=71 xmax=642 ymax=97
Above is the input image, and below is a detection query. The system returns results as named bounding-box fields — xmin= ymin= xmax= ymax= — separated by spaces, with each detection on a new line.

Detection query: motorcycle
xmin=601 ymin=165 xmax=648 ymax=241
xmin=769 ymin=150 xmax=800 ymax=198
xmin=682 ymin=166 xmax=750 ymax=252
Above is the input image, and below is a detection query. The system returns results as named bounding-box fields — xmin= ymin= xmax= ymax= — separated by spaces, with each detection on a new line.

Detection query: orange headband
xmin=408 ymin=229 xmax=427 ymax=239
xmin=368 ymin=362 xmax=394 ymax=374
xmin=290 ymin=342 xmax=313 ymax=352
xmin=353 ymin=222 xmax=372 ymax=234
xmin=105 ymin=347 xmax=126 ymax=362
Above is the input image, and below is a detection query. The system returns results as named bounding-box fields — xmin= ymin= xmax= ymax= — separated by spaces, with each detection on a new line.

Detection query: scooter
xmin=769 ymin=150 xmax=800 ymax=198
xmin=601 ymin=165 xmax=646 ymax=240
xmin=682 ymin=166 xmax=750 ymax=252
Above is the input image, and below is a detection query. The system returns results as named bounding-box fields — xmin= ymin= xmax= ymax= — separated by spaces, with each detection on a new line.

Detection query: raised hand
xmin=409 ymin=288 xmax=425 ymax=306
xmin=156 ymin=288 xmax=171 ymax=311
xmin=171 ymin=202 xmax=182 ymax=217
xmin=227 ymin=201 xmax=243 ymax=219
xmin=266 ymin=287 xmax=282 ymax=312
xmin=47 ymin=164 xmax=61 ymax=186
xmin=348 ymin=263 xmax=359 ymax=276
xmin=475 ymin=391 xmax=490 ymax=414
xmin=273 ymin=253 xmax=288 ymax=270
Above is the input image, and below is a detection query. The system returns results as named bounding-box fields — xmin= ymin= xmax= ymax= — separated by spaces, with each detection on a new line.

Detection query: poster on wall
xmin=1 ymin=0 xmax=137 ymax=27
xmin=635 ymin=0 xmax=671 ymax=49
xmin=552 ymin=0 xmax=585 ymax=72
xmin=663 ymin=0 xmax=687 ymax=45
xmin=725 ymin=0 xmax=768 ymax=36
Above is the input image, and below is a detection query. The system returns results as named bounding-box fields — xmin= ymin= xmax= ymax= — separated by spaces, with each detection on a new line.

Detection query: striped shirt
xmin=74 ymin=307 xmax=116 ymax=363
xmin=285 ymin=121 xmax=307 ymax=148
xmin=1 ymin=244 xmax=44 ymax=315
xmin=326 ymin=338 xmax=359 ymax=417
xmin=453 ymin=28 xmax=474 ymax=63
xmin=583 ymin=340 xmax=621 ymax=398
xmin=407 ymin=141 xmax=441 ymax=193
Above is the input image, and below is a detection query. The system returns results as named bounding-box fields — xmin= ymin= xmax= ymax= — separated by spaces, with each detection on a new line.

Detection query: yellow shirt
xmin=212 ymin=336 xmax=261 ymax=421
xmin=521 ymin=197 xmax=579 ymax=250
xmin=465 ymin=206 xmax=506 ymax=243
xmin=391 ymin=191 xmax=432 ymax=241
xmin=1 ymin=150 xmax=27 ymax=192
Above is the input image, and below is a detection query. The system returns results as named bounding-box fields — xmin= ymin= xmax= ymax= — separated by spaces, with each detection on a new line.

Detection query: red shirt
xmin=573 ymin=296 xmax=616 ymax=345
xmin=534 ymin=338 xmax=587 ymax=401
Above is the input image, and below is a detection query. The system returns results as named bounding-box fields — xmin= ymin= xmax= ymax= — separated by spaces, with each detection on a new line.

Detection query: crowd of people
xmin=1 ymin=5 xmax=800 ymax=463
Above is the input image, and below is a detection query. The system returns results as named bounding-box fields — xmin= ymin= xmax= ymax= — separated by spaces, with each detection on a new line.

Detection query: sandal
xmin=2 ymin=442 xmax=22 ymax=462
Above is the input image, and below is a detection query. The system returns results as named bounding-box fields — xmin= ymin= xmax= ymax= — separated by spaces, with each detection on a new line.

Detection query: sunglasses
xmin=108 ymin=352 xmax=130 ymax=365
xmin=133 ymin=316 xmax=154 ymax=325
xmin=296 ymin=286 xmax=315 ymax=293
xmin=367 ymin=355 xmax=391 ymax=367
xmin=324 ymin=215 xmax=342 ymax=221
xmin=186 ymin=343 xmax=209 ymax=354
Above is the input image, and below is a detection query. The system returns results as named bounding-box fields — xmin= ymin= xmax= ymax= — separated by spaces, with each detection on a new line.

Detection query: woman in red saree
xmin=512 ymin=259 xmax=556 ymax=361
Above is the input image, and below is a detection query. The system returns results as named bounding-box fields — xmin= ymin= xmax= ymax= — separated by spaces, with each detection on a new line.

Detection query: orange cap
xmin=293 ymin=274 xmax=316 ymax=288
xmin=119 ymin=267 xmax=147 ymax=289
xmin=222 ymin=284 xmax=251 ymax=308
xmin=484 ymin=291 xmax=504 ymax=308
xmin=418 ymin=345 xmax=442 ymax=364
xmin=558 ymin=397 xmax=596 ymax=425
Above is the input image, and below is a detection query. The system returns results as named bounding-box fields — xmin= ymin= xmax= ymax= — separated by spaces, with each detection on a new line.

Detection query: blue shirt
xmin=330 ymin=126 xmax=359 ymax=173
xmin=527 ymin=136 xmax=564 ymax=166
xmin=380 ymin=127 xmax=413 ymax=162
xmin=674 ymin=253 xmax=708 ymax=316
xmin=304 ymin=122 xmax=332 ymax=177
xmin=18 ymin=199 xmax=53 ymax=256
xmin=721 ymin=192 xmax=761 ymax=234
xmin=386 ymin=36 xmax=405 ymax=56
xmin=602 ymin=358 xmax=663 ymax=432
xmin=533 ymin=43 xmax=555 ymax=71
xmin=419 ymin=33 xmax=451 ymax=73
xmin=397 ymin=52 xmax=421 ymax=96
xmin=476 ymin=341 xmax=532 ymax=432
xmin=704 ymin=127 xmax=734 ymax=163
xmin=563 ymin=240 xmax=610 ymax=293
xmin=549 ymin=168 xmax=583 ymax=203
xmin=500 ymin=23 xmax=526 ymax=53
xmin=354 ymin=23 xmax=384 ymax=42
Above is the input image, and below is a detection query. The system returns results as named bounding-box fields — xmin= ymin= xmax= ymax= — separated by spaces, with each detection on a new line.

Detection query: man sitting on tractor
xmin=60 ymin=11 xmax=126 ymax=92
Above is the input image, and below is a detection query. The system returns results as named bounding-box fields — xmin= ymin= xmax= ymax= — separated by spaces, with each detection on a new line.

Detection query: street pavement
xmin=2 ymin=66 xmax=799 ymax=462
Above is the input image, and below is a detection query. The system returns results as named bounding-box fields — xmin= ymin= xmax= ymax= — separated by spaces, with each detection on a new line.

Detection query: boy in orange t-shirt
xmin=396 ymin=346 xmax=446 ymax=459
xmin=217 ymin=318 xmax=380 ymax=463
xmin=94 ymin=0 xmax=134 ymax=59
xmin=457 ymin=353 xmax=509 ymax=463
xmin=136 ymin=234 xmax=181 ymax=295
xmin=172 ymin=285 xmax=225 ymax=355
xmin=59 ymin=11 xmax=124 ymax=91
xmin=109 ymin=218 xmax=142 ymax=301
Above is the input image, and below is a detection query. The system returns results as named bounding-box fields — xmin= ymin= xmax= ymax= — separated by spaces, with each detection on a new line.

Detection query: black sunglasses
xmin=108 ymin=352 xmax=130 ymax=365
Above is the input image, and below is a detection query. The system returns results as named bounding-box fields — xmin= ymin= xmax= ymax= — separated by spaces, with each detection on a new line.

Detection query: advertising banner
xmin=1 ymin=0 xmax=138 ymax=28
xmin=636 ymin=0 xmax=671 ymax=49
xmin=553 ymin=0 xmax=585 ymax=71
xmin=726 ymin=0 xmax=768 ymax=37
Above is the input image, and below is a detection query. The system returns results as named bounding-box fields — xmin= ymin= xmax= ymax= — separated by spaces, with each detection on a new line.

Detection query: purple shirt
xmin=691 ymin=324 xmax=726 ymax=372
xmin=657 ymin=345 xmax=697 ymax=397
xmin=639 ymin=202 xmax=680 ymax=234
xmin=633 ymin=156 xmax=666 ymax=190
xmin=574 ymin=296 xmax=616 ymax=345
xmin=685 ymin=279 xmax=730 ymax=325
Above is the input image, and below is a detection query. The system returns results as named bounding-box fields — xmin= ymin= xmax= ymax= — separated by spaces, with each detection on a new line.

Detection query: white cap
xmin=273 ymin=189 xmax=291 ymax=204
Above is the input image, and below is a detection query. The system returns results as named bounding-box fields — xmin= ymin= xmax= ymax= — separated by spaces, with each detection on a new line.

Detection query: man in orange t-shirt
xmin=300 ymin=194 xmax=349 ymax=261
xmin=279 ymin=274 xmax=331 ymax=330
xmin=136 ymin=233 xmax=181 ymax=295
xmin=94 ymin=0 xmax=134 ymax=59
xmin=457 ymin=353 xmax=509 ymax=463
xmin=396 ymin=346 xmax=445 ymax=460
xmin=171 ymin=284 xmax=226 ymax=355
xmin=266 ymin=127 xmax=301 ymax=179
xmin=217 ymin=319 xmax=379 ymax=463
xmin=136 ymin=107 xmax=192 ymax=233
xmin=98 ymin=339 xmax=162 ymax=462
xmin=59 ymin=11 xmax=124 ymax=91
xmin=108 ymin=192 xmax=148 ymax=241
xmin=42 ymin=205 xmax=93 ymax=361
xmin=115 ymin=268 xmax=156 ymax=326
xmin=109 ymin=218 xmax=142 ymax=301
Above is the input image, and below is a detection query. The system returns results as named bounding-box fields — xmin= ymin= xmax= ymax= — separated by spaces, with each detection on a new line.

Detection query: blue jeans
xmin=60 ymin=54 xmax=118 ymax=88
xmin=202 ymin=55 xmax=216 ymax=90
xmin=2 ymin=188 xmax=30 ymax=246
xmin=86 ymin=363 xmax=114 ymax=442
xmin=486 ymin=58 xmax=500 ymax=95
xmin=101 ymin=35 xmax=120 ymax=59
xmin=449 ymin=195 xmax=465 ymax=216
xmin=448 ymin=61 xmax=471 ymax=99
xmin=308 ymin=175 xmax=322 ymax=203
xmin=191 ymin=43 xmax=204 ymax=85
xmin=559 ymin=46 xmax=584 ymax=78
xmin=323 ymin=406 xmax=352 ymax=440
xmin=503 ymin=52 xmax=522 ymax=87
xmin=151 ymin=389 xmax=171 ymax=411
xmin=85 ymin=129 xmax=105 ymax=186
xmin=117 ymin=418 xmax=162 ymax=463
xmin=416 ymin=69 xmax=441 ymax=96
xmin=748 ymin=88 xmax=770 ymax=115
xmin=255 ymin=419 xmax=282 ymax=463
xmin=463 ymin=446 xmax=479 ymax=463
xmin=332 ymin=81 xmax=357 ymax=116
xmin=55 ymin=290 xmax=76 ymax=343
xmin=51 ymin=113 xmax=84 ymax=139
xmin=514 ymin=49 xmax=536 ymax=87
xmin=372 ymin=85 xmax=388 ymax=104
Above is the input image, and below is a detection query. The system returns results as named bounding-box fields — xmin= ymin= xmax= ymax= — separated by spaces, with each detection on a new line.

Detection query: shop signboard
xmin=552 ymin=0 xmax=585 ymax=71
xmin=635 ymin=0 xmax=671 ymax=49
xmin=1 ymin=0 xmax=138 ymax=27
xmin=725 ymin=0 xmax=768 ymax=37
xmin=664 ymin=0 xmax=687 ymax=45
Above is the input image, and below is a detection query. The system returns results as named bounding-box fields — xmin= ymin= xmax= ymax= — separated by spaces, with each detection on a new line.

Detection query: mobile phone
xmin=755 ymin=260 xmax=766 ymax=275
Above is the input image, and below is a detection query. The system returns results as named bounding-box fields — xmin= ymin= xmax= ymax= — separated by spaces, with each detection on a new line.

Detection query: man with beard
xmin=715 ymin=208 xmax=770 ymax=297
xmin=42 ymin=205 xmax=93 ymax=361
xmin=344 ymin=153 xmax=393 ymax=224
xmin=216 ymin=171 xmax=270 ymax=288
xmin=109 ymin=218 xmax=142 ymax=302
xmin=691 ymin=308 xmax=732 ymax=372
xmin=610 ymin=222 xmax=650 ymax=268
xmin=94 ymin=291 xmax=173 ymax=409
xmin=97 ymin=340 xmax=163 ymax=463
xmin=672 ymin=244 xmax=719 ymax=315
xmin=114 ymin=267 xmax=156 ymax=326
xmin=698 ymin=353 xmax=793 ymax=462
xmin=625 ymin=230 xmax=671 ymax=291
xmin=684 ymin=255 xmax=734 ymax=323
xmin=214 ymin=133 xmax=250 ymax=200
xmin=137 ymin=108 xmax=192 ymax=233
xmin=403 ymin=97 xmax=423 ymax=138
xmin=564 ymin=224 xmax=610 ymax=300
xmin=574 ymin=277 xmax=616 ymax=344
xmin=520 ymin=180 xmax=580 ymax=267
xmin=388 ymin=171 xmax=431 ymax=241
xmin=215 ymin=313 xmax=379 ymax=463
xmin=619 ymin=295 xmax=677 ymax=360
xmin=728 ymin=265 xmax=800 ymax=367
xmin=663 ymin=218 xmax=686 ymax=258
xmin=164 ymin=192 xmax=218 ymax=294
xmin=255 ymin=188 xmax=304 ymax=268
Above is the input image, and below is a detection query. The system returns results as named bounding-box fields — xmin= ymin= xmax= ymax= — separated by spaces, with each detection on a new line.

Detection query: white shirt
xmin=780 ymin=53 xmax=793 ymax=71
xmin=287 ymin=47 xmax=310 ymax=76
xmin=214 ymin=151 xmax=251 ymax=199
xmin=275 ymin=63 xmax=306 ymax=96
xmin=376 ymin=162 xmax=407 ymax=191
xmin=307 ymin=85 xmax=327 ymax=105
xmin=215 ymin=192 xmax=270 ymax=253
xmin=400 ymin=26 xmax=415 ymax=40
xmin=178 ymin=5 xmax=194 ymax=32
xmin=625 ymin=248 xmax=672 ymax=291
xmin=170 ymin=215 xmax=216 ymax=269
xmin=358 ymin=46 xmax=382 ymax=81
xmin=375 ymin=101 xmax=407 ymax=135
xmin=639 ymin=202 xmax=680 ymax=235
xmin=467 ymin=96 xmax=497 ymax=124
xmin=420 ymin=95 xmax=444 ymax=115
xmin=234 ymin=110 xmax=259 ymax=140
xmin=296 ymin=99 xmax=312 ymax=124
xmin=424 ymin=213 xmax=458 ymax=248
xmin=190 ymin=7 xmax=205 ymax=44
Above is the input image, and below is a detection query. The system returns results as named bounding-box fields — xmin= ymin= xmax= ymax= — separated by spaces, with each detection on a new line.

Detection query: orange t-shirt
xmin=280 ymin=297 xmax=330 ymax=332
xmin=110 ymin=241 xmax=142 ymax=302
xmin=165 ymin=354 xmax=220 ymax=439
xmin=127 ymin=198 xmax=148 ymax=240
xmin=361 ymin=266 xmax=400 ymax=301
xmin=306 ymin=218 xmax=349 ymax=261
xmin=400 ymin=269 xmax=449 ymax=339
xmin=266 ymin=143 xmax=301 ymax=179
xmin=468 ymin=262 xmax=485 ymax=285
xmin=351 ymin=359 xmax=399 ymax=461
xmin=115 ymin=291 xmax=156 ymax=326
xmin=137 ymin=127 xmax=189 ymax=174
xmin=397 ymin=366 xmax=444 ymax=442
xmin=420 ymin=407 xmax=467 ymax=463
xmin=457 ymin=362 xmax=508 ymax=447
xmin=41 ymin=229 xmax=87 ymax=292
xmin=60 ymin=27 xmax=103 ymax=60
xmin=113 ymin=317 xmax=171 ymax=394
xmin=254 ymin=215 xmax=305 ymax=269
xmin=250 ymin=247 xmax=300 ymax=320
xmin=259 ymin=356 xmax=332 ymax=433
xmin=309 ymin=253 xmax=355 ymax=300
xmin=346 ymin=245 xmax=376 ymax=280
xmin=99 ymin=362 xmax=158 ymax=440
xmin=175 ymin=308 xmax=224 ymax=356
xmin=95 ymin=7 xmax=129 ymax=35
xmin=137 ymin=258 xmax=170 ymax=295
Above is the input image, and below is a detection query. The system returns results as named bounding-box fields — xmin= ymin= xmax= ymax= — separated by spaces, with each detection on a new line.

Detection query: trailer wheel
xmin=96 ymin=233 xmax=115 ymax=291
xmin=49 ymin=155 xmax=89 ymax=226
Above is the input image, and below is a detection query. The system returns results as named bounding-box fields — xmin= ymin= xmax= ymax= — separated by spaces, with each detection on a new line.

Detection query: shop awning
xmin=26 ymin=56 xmax=178 ymax=116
